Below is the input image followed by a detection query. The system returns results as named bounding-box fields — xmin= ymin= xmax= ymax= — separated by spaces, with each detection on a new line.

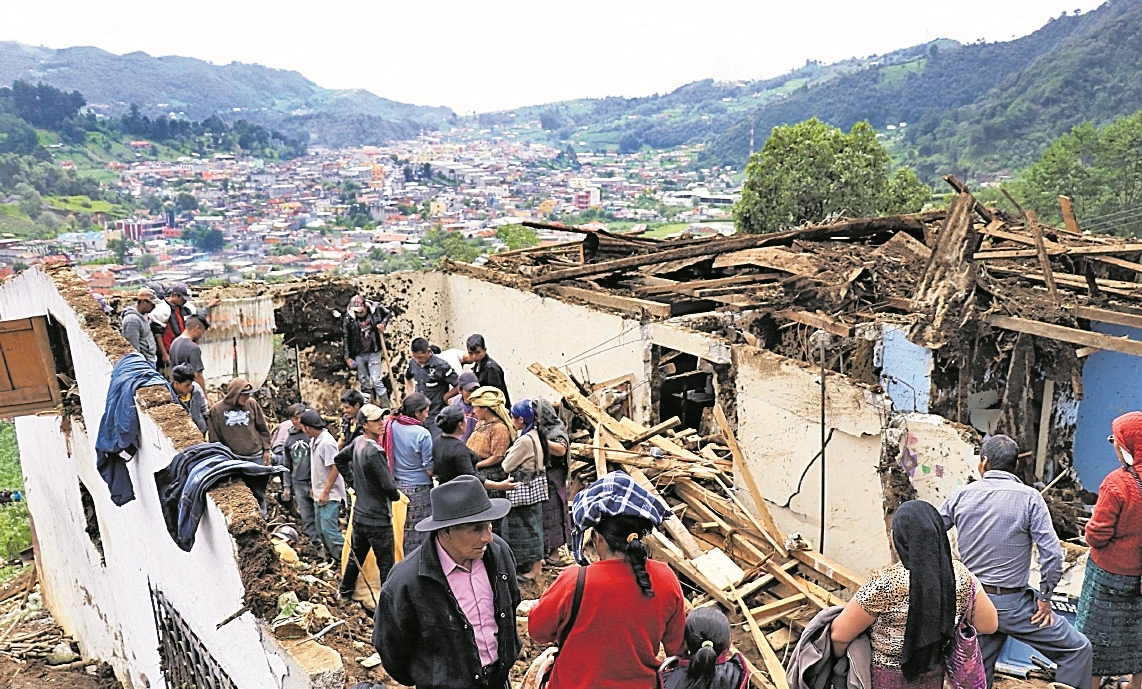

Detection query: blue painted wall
xmin=1073 ymin=321 xmax=1142 ymax=491
xmin=880 ymin=324 xmax=932 ymax=414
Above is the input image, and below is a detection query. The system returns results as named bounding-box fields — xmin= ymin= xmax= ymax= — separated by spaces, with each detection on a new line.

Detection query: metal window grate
xmin=150 ymin=586 xmax=238 ymax=689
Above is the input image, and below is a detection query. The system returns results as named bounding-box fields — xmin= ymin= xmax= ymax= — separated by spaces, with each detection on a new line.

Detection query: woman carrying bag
xmin=1077 ymin=411 xmax=1142 ymax=689
xmin=502 ymin=399 xmax=549 ymax=581
xmin=830 ymin=500 xmax=997 ymax=689
xmin=529 ymin=471 xmax=686 ymax=689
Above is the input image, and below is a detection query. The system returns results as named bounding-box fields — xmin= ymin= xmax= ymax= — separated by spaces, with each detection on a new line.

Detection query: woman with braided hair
xmin=529 ymin=471 xmax=686 ymax=689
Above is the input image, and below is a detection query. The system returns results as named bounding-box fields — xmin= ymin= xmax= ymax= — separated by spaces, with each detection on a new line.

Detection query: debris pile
xmin=526 ymin=362 xmax=863 ymax=689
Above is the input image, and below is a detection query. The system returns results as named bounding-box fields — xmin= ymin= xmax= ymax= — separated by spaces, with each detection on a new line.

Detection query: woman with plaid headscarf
xmin=529 ymin=472 xmax=686 ymax=688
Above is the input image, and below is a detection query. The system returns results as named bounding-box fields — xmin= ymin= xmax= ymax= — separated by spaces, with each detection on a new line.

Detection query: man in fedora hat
xmin=374 ymin=475 xmax=521 ymax=689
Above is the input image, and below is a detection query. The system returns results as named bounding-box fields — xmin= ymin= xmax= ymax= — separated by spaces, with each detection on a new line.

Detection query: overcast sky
xmin=0 ymin=0 xmax=1109 ymax=113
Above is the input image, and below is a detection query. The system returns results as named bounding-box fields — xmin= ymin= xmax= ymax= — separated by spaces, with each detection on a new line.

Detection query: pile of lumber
xmin=529 ymin=362 xmax=864 ymax=689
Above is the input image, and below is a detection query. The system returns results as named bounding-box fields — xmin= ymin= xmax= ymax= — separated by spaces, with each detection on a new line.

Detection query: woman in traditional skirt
xmin=831 ymin=501 xmax=997 ymax=689
xmin=502 ymin=400 xmax=548 ymax=581
xmin=1077 ymin=411 xmax=1142 ymax=689
xmin=534 ymin=398 xmax=572 ymax=565
xmin=467 ymin=386 xmax=515 ymax=532
xmin=383 ymin=393 xmax=434 ymax=555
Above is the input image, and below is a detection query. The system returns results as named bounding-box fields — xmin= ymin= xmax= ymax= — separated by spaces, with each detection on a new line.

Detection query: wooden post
xmin=1035 ymin=379 xmax=1056 ymax=481
xmin=1027 ymin=210 xmax=1060 ymax=305
xmin=1059 ymin=196 xmax=1082 ymax=235
xmin=713 ymin=404 xmax=787 ymax=556
xmin=731 ymin=585 xmax=791 ymax=689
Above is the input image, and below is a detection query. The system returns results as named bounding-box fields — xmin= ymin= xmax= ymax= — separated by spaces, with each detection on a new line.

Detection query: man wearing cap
xmin=448 ymin=371 xmax=481 ymax=443
xmin=169 ymin=316 xmax=208 ymax=391
xmin=466 ymin=335 xmax=509 ymax=406
xmin=301 ymin=409 xmax=346 ymax=561
xmin=342 ymin=294 xmax=393 ymax=408
xmin=121 ymin=287 xmax=158 ymax=367
xmin=205 ymin=378 xmax=272 ymax=465
xmin=338 ymin=404 xmax=399 ymax=598
xmin=159 ymin=283 xmax=219 ymax=365
xmin=375 ymin=475 xmax=521 ymax=689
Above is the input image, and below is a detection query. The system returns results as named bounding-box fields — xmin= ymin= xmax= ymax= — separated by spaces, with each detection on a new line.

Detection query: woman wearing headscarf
xmin=467 ymin=386 xmax=516 ymax=524
xmin=1077 ymin=411 xmax=1142 ymax=689
xmin=530 ymin=471 xmax=686 ymax=688
xmin=384 ymin=393 xmax=434 ymax=554
xmin=502 ymin=399 xmax=548 ymax=580
xmin=535 ymin=397 xmax=572 ymax=565
xmin=831 ymin=500 xmax=997 ymax=689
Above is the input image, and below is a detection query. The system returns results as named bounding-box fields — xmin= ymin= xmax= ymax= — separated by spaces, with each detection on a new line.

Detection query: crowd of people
xmin=116 ymin=288 xmax=1142 ymax=689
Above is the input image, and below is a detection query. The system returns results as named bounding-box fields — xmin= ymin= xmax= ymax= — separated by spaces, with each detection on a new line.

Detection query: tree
xmin=420 ymin=228 xmax=486 ymax=264
xmin=183 ymin=226 xmax=224 ymax=252
xmin=0 ymin=114 xmax=38 ymax=155
xmin=496 ymin=224 xmax=538 ymax=251
xmin=175 ymin=192 xmax=199 ymax=212
xmin=15 ymin=185 xmax=42 ymax=218
xmin=733 ymin=118 xmax=930 ymax=234
xmin=136 ymin=253 xmax=158 ymax=271
xmin=107 ymin=238 xmax=132 ymax=265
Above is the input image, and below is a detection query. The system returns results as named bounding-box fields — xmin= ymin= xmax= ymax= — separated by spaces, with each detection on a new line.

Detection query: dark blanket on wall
xmin=155 ymin=442 xmax=287 ymax=551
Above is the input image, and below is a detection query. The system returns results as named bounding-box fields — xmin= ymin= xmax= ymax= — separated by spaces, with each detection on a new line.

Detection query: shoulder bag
xmin=508 ymin=434 xmax=550 ymax=507
xmin=945 ymin=578 xmax=987 ymax=689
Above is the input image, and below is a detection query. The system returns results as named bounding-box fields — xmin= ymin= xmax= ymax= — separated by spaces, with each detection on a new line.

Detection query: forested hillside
xmin=0 ymin=42 xmax=455 ymax=147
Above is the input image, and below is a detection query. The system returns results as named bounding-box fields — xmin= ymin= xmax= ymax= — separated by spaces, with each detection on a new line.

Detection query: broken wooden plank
xmin=789 ymin=549 xmax=866 ymax=591
xmin=633 ymin=274 xmax=781 ymax=296
xmin=1027 ymin=211 xmax=1060 ymax=304
xmin=1059 ymin=196 xmax=1083 ymax=235
xmin=983 ymin=313 xmax=1142 ymax=358
xmin=731 ymin=585 xmax=791 ymax=689
xmin=978 ymin=221 xmax=1060 ymax=250
xmin=618 ymin=417 xmax=705 ymax=462
xmin=987 ymin=267 xmax=1142 ymax=298
xmin=623 ymin=416 xmax=681 ymax=448
xmin=593 ymin=425 xmax=611 ymax=480
xmin=538 ymin=285 xmax=672 ymax=319
xmin=528 ymin=364 xmax=638 ymax=442
xmin=975 ymin=243 xmax=1142 ymax=260
xmin=713 ymin=405 xmax=787 ymax=556
xmin=532 ymin=214 xmax=934 ymax=285
xmin=1035 ymin=378 xmax=1055 ymax=481
xmin=774 ymin=310 xmax=852 ymax=338
xmin=944 ymin=175 xmax=997 ymax=223
xmin=1092 ymin=255 xmax=1142 ymax=274
xmin=675 ymin=490 xmax=771 ymax=565
xmin=763 ymin=560 xmax=842 ymax=609
xmin=1074 ymin=305 xmax=1142 ymax=330
xmin=870 ymin=231 xmax=932 ymax=263
xmin=649 ymin=532 xmax=733 ymax=609
xmin=749 ymin=594 xmax=808 ymax=619
xmin=712 ymin=248 xmax=819 ymax=276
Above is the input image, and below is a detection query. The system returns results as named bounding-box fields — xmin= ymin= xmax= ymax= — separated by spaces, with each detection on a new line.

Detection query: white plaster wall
xmin=732 ymin=344 xmax=895 ymax=577
xmin=895 ymin=413 xmax=978 ymax=506
xmin=1 ymin=268 xmax=307 ymax=689
xmin=437 ymin=274 xmax=652 ymax=422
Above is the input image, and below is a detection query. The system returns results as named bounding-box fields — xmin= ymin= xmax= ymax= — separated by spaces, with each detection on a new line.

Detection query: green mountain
xmin=902 ymin=0 xmax=1142 ymax=182
xmin=0 ymin=42 xmax=455 ymax=147
xmin=701 ymin=4 xmax=1121 ymax=172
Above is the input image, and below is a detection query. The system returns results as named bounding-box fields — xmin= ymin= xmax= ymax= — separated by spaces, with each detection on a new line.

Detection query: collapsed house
xmin=0 ymin=176 xmax=1135 ymax=687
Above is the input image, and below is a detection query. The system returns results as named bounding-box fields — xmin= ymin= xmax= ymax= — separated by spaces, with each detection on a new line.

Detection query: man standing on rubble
xmin=405 ymin=337 xmax=459 ymax=441
xmin=342 ymin=294 xmax=393 ymax=408
xmin=205 ymin=378 xmax=273 ymax=465
xmin=940 ymin=435 xmax=1092 ymax=689
xmin=301 ymin=409 xmax=346 ymax=561
xmin=375 ymin=474 xmax=520 ymax=689
xmin=169 ymin=316 xmax=207 ymax=392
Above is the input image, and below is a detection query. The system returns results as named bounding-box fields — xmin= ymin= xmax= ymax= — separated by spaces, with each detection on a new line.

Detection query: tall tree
xmin=733 ymin=118 xmax=929 ymax=234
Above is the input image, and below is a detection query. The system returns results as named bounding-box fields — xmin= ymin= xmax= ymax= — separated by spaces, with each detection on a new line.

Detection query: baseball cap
xmin=170 ymin=283 xmax=191 ymax=298
xmin=457 ymin=371 xmax=479 ymax=391
xmin=136 ymin=287 xmax=157 ymax=303
xmin=360 ymin=404 xmax=388 ymax=422
xmin=299 ymin=409 xmax=326 ymax=428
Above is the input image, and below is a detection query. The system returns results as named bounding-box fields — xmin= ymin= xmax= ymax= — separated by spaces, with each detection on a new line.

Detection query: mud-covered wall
xmin=0 ymin=267 xmax=316 ymax=689
xmin=731 ymin=343 xmax=894 ymax=576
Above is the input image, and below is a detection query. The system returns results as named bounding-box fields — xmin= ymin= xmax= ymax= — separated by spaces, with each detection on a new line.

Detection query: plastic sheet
xmin=199 ymin=296 xmax=276 ymax=389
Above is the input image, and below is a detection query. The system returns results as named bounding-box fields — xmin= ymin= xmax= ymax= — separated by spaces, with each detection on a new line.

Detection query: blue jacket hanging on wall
xmin=94 ymin=352 xmax=174 ymax=506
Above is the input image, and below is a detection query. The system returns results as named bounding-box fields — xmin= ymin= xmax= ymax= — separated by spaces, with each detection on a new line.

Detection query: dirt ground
xmin=0 ymin=659 xmax=121 ymax=689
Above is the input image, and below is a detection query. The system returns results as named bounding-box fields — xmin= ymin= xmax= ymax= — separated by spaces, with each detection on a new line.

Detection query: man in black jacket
xmin=342 ymin=295 xmax=393 ymax=407
xmin=375 ymin=475 xmax=520 ymax=689
xmin=339 ymin=404 xmax=400 ymax=599
xmin=465 ymin=334 xmax=510 ymax=405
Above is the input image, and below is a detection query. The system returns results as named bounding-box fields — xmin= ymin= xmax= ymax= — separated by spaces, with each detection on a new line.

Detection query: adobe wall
xmin=0 ymin=266 xmax=322 ymax=689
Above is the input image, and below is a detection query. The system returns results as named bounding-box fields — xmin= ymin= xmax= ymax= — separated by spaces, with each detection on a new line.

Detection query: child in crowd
xmin=658 ymin=608 xmax=749 ymax=689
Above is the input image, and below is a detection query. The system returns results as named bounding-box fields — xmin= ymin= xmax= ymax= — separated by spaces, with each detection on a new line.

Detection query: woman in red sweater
xmin=529 ymin=472 xmax=686 ymax=689
xmin=1077 ymin=411 xmax=1142 ymax=689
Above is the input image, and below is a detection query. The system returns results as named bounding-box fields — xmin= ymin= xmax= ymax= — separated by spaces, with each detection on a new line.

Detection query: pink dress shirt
xmin=435 ymin=539 xmax=499 ymax=666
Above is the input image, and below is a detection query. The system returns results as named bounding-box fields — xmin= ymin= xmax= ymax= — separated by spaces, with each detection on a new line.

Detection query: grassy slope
xmin=0 ymin=422 xmax=29 ymax=583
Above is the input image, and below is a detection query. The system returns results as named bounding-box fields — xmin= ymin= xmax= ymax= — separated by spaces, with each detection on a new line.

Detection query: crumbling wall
xmin=731 ymin=343 xmax=894 ymax=576
xmin=0 ymin=267 xmax=322 ymax=689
